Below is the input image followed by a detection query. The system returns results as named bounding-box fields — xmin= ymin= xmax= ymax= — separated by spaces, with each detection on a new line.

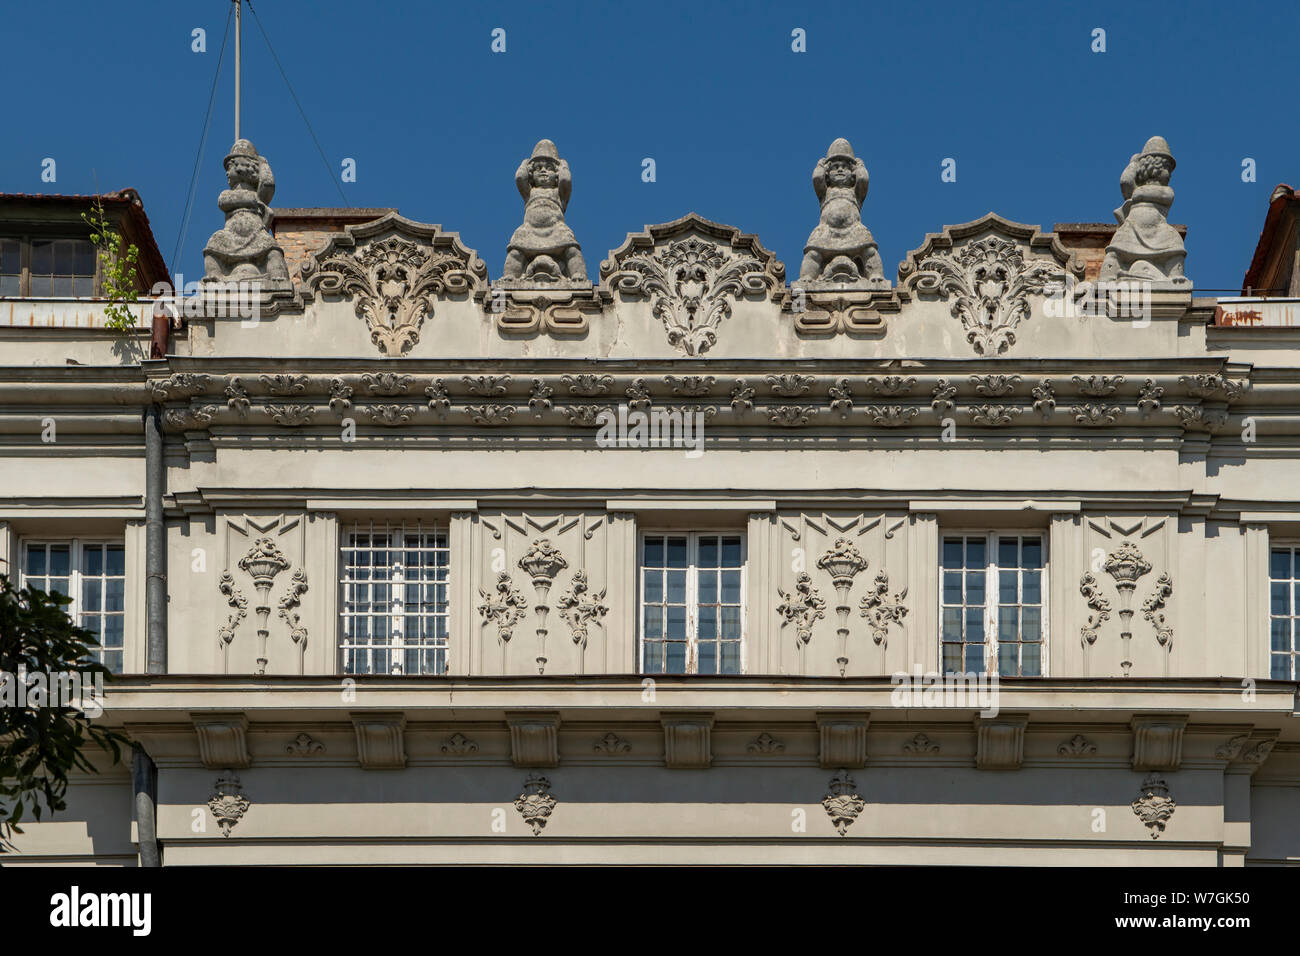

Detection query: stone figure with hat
xmin=203 ymin=139 xmax=291 ymax=289
xmin=502 ymin=139 xmax=588 ymax=285
xmin=1100 ymin=136 xmax=1190 ymax=287
xmin=799 ymin=137 xmax=888 ymax=288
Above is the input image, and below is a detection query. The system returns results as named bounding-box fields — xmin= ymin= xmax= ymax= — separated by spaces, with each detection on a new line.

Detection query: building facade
xmin=3 ymin=135 xmax=1299 ymax=865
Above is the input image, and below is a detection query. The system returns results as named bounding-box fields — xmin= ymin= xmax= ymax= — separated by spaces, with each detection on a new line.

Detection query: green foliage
xmin=0 ymin=573 xmax=126 ymax=851
xmin=82 ymin=197 xmax=141 ymax=333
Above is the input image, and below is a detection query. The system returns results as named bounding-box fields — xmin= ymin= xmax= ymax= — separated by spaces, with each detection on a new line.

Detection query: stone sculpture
xmin=202 ymin=139 xmax=291 ymax=289
xmin=502 ymin=139 xmax=588 ymax=284
xmin=798 ymin=138 xmax=887 ymax=287
xmin=1100 ymin=136 xmax=1190 ymax=287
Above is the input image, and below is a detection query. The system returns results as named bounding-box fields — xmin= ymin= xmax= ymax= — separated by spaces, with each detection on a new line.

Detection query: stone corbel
xmin=192 ymin=712 xmax=251 ymax=770
xmin=661 ymin=712 xmax=714 ymax=769
xmin=816 ymin=712 xmax=869 ymax=769
xmin=975 ymin=714 xmax=1028 ymax=770
xmin=507 ymin=712 xmax=561 ymax=768
xmin=1130 ymin=714 xmax=1188 ymax=771
xmin=351 ymin=712 xmax=408 ymax=770
xmin=1218 ymin=730 xmax=1278 ymax=775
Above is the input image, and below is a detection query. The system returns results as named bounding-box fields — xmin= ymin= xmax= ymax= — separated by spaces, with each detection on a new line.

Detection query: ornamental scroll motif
xmin=899 ymin=214 xmax=1081 ymax=356
xmin=302 ymin=212 xmax=486 ymax=357
xmin=600 ymin=214 xmax=785 ymax=356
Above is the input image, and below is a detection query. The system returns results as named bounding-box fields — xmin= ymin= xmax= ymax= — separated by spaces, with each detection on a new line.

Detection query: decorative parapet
xmin=816 ymin=712 xmax=869 ymax=769
xmin=1130 ymin=714 xmax=1187 ymax=771
xmin=300 ymin=212 xmax=487 ymax=356
xmin=507 ymin=712 xmax=561 ymax=768
xmin=974 ymin=714 xmax=1029 ymax=770
xmin=192 ymin=712 xmax=251 ymax=770
xmin=599 ymin=213 xmax=785 ymax=356
xmin=898 ymin=213 xmax=1084 ymax=356
xmin=661 ymin=712 xmax=715 ymax=769
xmin=351 ymin=712 xmax=408 ymax=770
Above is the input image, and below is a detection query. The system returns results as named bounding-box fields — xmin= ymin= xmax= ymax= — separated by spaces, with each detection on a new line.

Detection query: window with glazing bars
xmin=20 ymin=540 xmax=125 ymax=673
xmin=339 ymin=523 xmax=449 ymax=675
xmin=941 ymin=533 xmax=1045 ymax=676
xmin=1270 ymin=545 xmax=1300 ymax=679
xmin=640 ymin=532 xmax=744 ymax=674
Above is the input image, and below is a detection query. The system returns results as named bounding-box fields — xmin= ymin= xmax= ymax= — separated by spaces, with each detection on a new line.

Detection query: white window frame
xmin=338 ymin=520 xmax=450 ymax=676
xmin=1269 ymin=541 xmax=1300 ymax=680
xmin=18 ymin=536 xmax=126 ymax=672
xmin=939 ymin=529 xmax=1049 ymax=677
xmin=637 ymin=530 xmax=748 ymax=675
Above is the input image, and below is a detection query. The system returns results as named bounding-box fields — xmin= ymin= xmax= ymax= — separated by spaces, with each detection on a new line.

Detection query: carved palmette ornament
xmin=207 ymin=773 xmax=251 ymax=837
xmin=600 ymin=214 xmax=784 ymax=356
xmin=822 ymin=771 xmax=865 ymax=836
xmin=1131 ymin=773 xmax=1176 ymax=839
xmin=900 ymin=215 xmax=1079 ymax=356
xmin=302 ymin=214 xmax=486 ymax=357
xmin=514 ymin=774 xmax=557 ymax=835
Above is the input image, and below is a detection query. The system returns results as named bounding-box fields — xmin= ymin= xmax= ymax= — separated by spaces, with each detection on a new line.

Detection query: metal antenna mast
xmin=233 ymin=0 xmax=242 ymax=140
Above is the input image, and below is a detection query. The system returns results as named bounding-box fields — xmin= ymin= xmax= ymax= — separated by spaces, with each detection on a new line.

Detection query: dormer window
xmin=0 ymin=235 xmax=98 ymax=298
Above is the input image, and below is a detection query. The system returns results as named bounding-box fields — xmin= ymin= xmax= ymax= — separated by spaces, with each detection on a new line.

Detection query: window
xmin=639 ymin=532 xmax=745 ymax=674
xmin=339 ymin=522 xmax=449 ymax=675
xmin=1270 ymin=546 xmax=1299 ymax=679
xmin=0 ymin=236 xmax=98 ymax=297
xmin=0 ymin=238 xmax=19 ymax=296
xmin=941 ymin=532 xmax=1045 ymax=676
xmin=20 ymin=539 xmax=125 ymax=673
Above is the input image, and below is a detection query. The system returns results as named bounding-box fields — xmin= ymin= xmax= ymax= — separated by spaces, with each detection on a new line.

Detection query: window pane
xmin=998 ymin=642 xmax=1017 ymax=676
xmin=942 ymin=538 xmax=963 ymax=569
xmin=941 ymin=607 xmax=962 ymax=641
xmin=25 ymin=545 xmax=46 ymax=576
xmin=965 ymin=538 xmax=985 ymax=568
xmin=49 ymin=545 xmax=70 ymax=576
xmin=83 ymin=544 xmax=104 ymax=576
xmin=1271 ymin=582 xmax=1289 ymax=616
xmin=721 ymin=536 xmax=742 ymax=567
xmin=964 ymin=644 xmax=984 ymax=672
xmin=666 ymin=537 xmax=688 ymax=568
xmin=720 ymin=569 xmax=741 ymax=604
xmin=999 ymin=569 xmax=1017 ymax=603
xmin=666 ymin=570 xmax=687 ymax=604
xmin=698 ymin=605 xmax=717 ymax=641
xmin=721 ymin=605 xmax=741 ymax=641
xmin=697 ymin=641 xmax=716 ymax=675
xmin=1022 ymin=538 xmax=1043 ymax=569
xmin=643 ymin=536 xmax=663 ymax=568
xmin=643 ymin=569 xmax=662 ymax=604
xmin=1021 ymin=642 xmax=1041 ymax=676
xmin=0 ymin=275 xmax=18 ymax=296
xmin=942 ymin=643 xmax=962 ymax=673
xmin=0 ymin=238 xmax=19 ymax=275
xmin=664 ymin=641 xmax=686 ymax=674
xmin=1022 ymin=570 xmax=1041 ymax=604
xmin=698 ymin=536 xmax=718 ymax=568
xmin=1022 ymin=606 xmax=1041 ymax=642
xmin=999 ymin=538 xmax=1018 ymax=569
xmin=74 ymin=240 xmax=96 ymax=275
xmin=942 ymin=571 xmax=962 ymax=605
xmin=1272 ymin=618 xmax=1291 ymax=652
xmin=31 ymin=240 xmax=52 ymax=273
xmin=1270 ymin=548 xmax=1292 ymax=580
xmin=998 ymin=606 xmax=1017 ymax=642
xmin=698 ymin=570 xmax=717 ymax=604
xmin=666 ymin=605 xmax=686 ymax=640
xmin=720 ymin=641 xmax=740 ymax=674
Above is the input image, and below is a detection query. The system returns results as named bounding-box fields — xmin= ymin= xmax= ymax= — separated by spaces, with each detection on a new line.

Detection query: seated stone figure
xmin=799 ymin=138 xmax=887 ymax=287
xmin=502 ymin=139 xmax=588 ymax=284
xmin=203 ymin=139 xmax=291 ymax=289
xmin=1100 ymin=136 xmax=1189 ymax=287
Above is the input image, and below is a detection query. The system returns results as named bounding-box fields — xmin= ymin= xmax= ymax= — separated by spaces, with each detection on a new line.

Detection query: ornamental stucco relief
xmin=301 ymin=212 xmax=486 ymax=356
xmin=599 ymin=213 xmax=785 ymax=356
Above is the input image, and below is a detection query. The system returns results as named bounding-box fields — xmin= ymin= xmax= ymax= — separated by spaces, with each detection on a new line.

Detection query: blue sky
xmin=3 ymin=0 xmax=1293 ymax=292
